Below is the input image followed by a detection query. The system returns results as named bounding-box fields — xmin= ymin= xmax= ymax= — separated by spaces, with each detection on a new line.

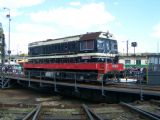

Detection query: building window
xmin=125 ymin=60 xmax=131 ymax=65
xmin=136 ymin=59 xmax=141 ymax=65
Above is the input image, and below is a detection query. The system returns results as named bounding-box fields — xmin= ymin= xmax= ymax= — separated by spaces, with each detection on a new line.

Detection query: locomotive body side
xmin=24 ymin=32 xmax=124 ymax=81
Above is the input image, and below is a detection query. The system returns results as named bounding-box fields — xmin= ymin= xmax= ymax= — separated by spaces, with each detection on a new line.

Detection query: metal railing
xmin=0 ymin=67 xmax=150 ymax=101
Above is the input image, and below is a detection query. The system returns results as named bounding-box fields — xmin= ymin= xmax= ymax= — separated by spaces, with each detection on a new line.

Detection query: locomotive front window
xmin=111 ymin=41 xmax=118 ymax=51
xmin=97 ymin=40 xmax=105 ymax=49
xmin=80 ymin=40 xmax=94 ymax=51
xmin=109 ymin=41 xmax=118 ymax=54
xmin=106 ymin=41 xmax=110 ymax=51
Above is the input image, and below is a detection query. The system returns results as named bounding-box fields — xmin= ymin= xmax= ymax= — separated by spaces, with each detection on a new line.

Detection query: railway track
xmin=81 ymin=103 xmax=149 ymax=120
xmin=121 ymin=100 xmax=160 ymax=120
xmin=0 ymin=103 xmax=36 ymax=120
xmin=0 ymin=101 xmax=160 ymax=120
xmin=39 ymin=105 xmax=84 ymax=120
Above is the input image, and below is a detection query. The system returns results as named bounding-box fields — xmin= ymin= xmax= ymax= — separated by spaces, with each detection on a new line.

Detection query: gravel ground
xmin=0 ymin=87 xmax=88 ymax=105
xmin=0 ymin=88 xmax=154 ymax=120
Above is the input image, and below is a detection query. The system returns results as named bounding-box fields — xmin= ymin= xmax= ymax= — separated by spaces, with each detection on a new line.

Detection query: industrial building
xmin=147 ymin=54 xmax=160 ymax=85
xmin=119 ymin=53 xmax=149 ymax=68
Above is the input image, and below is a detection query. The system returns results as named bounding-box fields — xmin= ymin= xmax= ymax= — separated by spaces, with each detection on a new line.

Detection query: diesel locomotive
xmin=23 ymin=32 xmax=124 ymax=82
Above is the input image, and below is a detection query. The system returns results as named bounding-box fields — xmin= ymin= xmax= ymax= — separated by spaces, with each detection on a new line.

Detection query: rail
xmin=82 ymin=104 xmax=104 ymax=120
xmin=150 ymin=99 xmax=160 ymax=105
xmin=120 ymin=102 xmax=160 ymax=120
xmin=32 ymin=104 xmax=41 ymax=120
xmin=23 ymin=104 xmax=41 ymax=120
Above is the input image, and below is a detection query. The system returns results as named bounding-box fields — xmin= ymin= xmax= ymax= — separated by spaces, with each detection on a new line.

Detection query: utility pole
xmin=126 ymin=40 xmax=128 ymax=56
xmin=157 ymin=40 xmax=159 ymax=53
xmin=1 ymin=34 xmax=5 ymax=65
xmin=4 ymin=7 xmax=11 ymax=65
xmin=0 ymin=23 xmax=5 ymax=65
xmin=131 ymin=42 xmax=137 ymax=65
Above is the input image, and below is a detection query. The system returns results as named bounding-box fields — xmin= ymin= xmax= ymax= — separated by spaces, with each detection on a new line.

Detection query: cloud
xmin=0 ymin=0 xmax=45 ymax=9
xmin=115 ymin=22 xmax=122 ymax=28
xmin=0 ymin=15 xmax=4 ymax=22
xmin=7 ymin=23 xmax=57 ymax=54
xmin=151 ymin=23 xmax=160 ymax=38
xmin=0 ymin=0 xmax=45 ymax=17
xmin=2 ymin=9 xmax=23 ymax=18
xmin=69 ymin=1 xmax=81 ymax=6
xmin=15 ymin=23 xmax=58 ymax=43
xmin=30 ymin=3 xmax=115 ymax=30
xmin=2 ymin=2 xmax=116 ymax=54
xmin=114 ymin=34 xmax=130 ymax=53
xmin=16 ymin=23 xmax=56 ymax=36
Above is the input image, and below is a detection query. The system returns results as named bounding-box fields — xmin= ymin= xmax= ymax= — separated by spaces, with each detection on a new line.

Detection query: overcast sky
xmin=0 ymin=0 xmax=160 ymax=54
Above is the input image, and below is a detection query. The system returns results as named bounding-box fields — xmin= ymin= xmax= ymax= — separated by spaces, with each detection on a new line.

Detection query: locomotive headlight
xmin=113 ymin=64 xmax=118 ymax=68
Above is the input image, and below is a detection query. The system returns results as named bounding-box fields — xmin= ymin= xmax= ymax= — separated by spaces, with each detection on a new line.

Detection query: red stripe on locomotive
xmin=23 ymin=63 xmax=124 ymax=74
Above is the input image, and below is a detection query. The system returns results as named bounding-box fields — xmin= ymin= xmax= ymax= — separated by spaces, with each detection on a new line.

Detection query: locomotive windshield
xmin=97 ymin=38 xmax=118 ymax=54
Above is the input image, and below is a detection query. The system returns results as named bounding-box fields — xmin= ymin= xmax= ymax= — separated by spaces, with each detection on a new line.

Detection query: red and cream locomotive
xmin=23 ymin=32 xmax=124 ymax=82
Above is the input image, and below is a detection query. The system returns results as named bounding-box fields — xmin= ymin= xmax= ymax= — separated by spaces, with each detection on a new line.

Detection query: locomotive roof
xmin=79 ymin=32 xmax=101 ymax=40
xmin=29 ymin=31 xmax=115 ymax=47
